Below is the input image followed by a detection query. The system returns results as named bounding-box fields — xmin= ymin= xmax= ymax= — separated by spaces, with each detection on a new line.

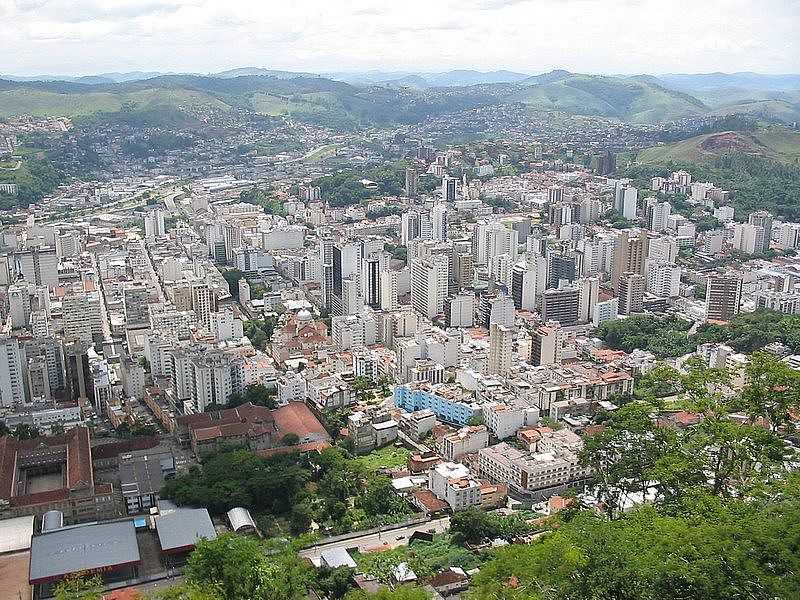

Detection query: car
xmin=395 ymin=535 xmax=406 ymax=541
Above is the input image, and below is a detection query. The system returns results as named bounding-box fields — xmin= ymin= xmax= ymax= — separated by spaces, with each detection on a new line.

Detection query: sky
xmin=0 ymin=0 xmax=798 ymax=77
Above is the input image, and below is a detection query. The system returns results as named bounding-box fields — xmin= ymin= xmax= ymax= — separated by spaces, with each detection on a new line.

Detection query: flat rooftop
xmin=29 ymin=520 xmax=140 ymax=584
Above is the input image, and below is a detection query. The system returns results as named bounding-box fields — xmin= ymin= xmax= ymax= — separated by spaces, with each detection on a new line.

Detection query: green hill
xmin=637 ymin=127 xmax=800 ymax=165
xmin=512 ymin=73 xmax=707 ymax=123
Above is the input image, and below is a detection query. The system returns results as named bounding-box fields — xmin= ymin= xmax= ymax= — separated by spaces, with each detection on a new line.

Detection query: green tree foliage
xmin=596 ymin=315 xmax=695 ymax=358
xmin=161 ymin=450 xmax=311 ymax=515
xmin=449 ymin=508 xmax=534 ymax=546
xmin=228 ymin=383 xmax=278 ymax=409
xmin=54 ymin=574 xmax=104 ymax=600
xmin=240 ymin=187 xmax=286 ymax=215
xmin=344 ymin=587 xmax=430 ymax=600
xmin=185 ymin=534 xmax=313 ymax=600
xmin=468 ymin=498 xmax=800 ymax=600
xmin=736 ymin=351 xmax=800 ymax=431
xmin=244 ymin=317 xmax=277 ymax=350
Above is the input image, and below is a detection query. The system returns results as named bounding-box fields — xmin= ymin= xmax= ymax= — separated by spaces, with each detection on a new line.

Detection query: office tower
xmin=577 ymin=277 xmax=599 ymax=324
xmin=476 ymin=222 xmax=519 ymax=266
xmin=748 ymin=211 xmax=773 ymax=254
xmin=448 ymin=294 xmax=474 ymax=327
xmin=332 ymin=241 xmax=361 ymax=316
xmin=63 ymin=290 xmax=103 ymax=343
xmin=0 ymin=336 xmax=26 ymax=406
xmin=646 ymin=260 xmax=681 ymax=298
xmin=124 ymin=284 xmax=150 ymax=329
xmin=341 ymin=276 xmax=364 ymax=316
xmin=548 ymin=202 xmax=573 ymax=228
xmin=511 ymin=260 xmax=540 ymax=312
xmin=488 ymin=294 xmax=515 ymax=328
xmin=706 ymin=275 xmax=742 ymax=322
xmin=238 ymin=278 xmax=251 ymax=304
xmin=547 ymin=251 xmax=578 ymax=289
xmin=618 ymin=272 xmax=645 ymax=315
xmin=64 ymin=339 xmax=92 ymax=404
xmin=362 ymin=256 xmax=382 ymax=309
xmin=648 ymin=236 xmax=679 ymax=263
xmin=453 ymin=251 xmax=474 ymax=287
xmin=579 ymin=198 xmax=601 ymax=224
xmin=56 ymin=231 xmax=81 ymax=258
xmin=405 ymin=168 xmax=419 ymax=197
xmin=442 ymin=176 xmax=457 ymax=202
xmin=777 ymin=223 xmax=800 ymax=250
xmin=593 ymin=298 xmax=619 ymax=327
xmin=16 ymin=246 xmax=59 ymax=288
xmin=380 ymin=270 xmax=398 ymax=311
xmin=432 ymin=203 xmax=448 ymax=242
xmin=704 ymin=230 xmax=726 ymax=254
xmin=191 ymin=280 xmax=215 ymax=330
xmin=411 ymin=255 xmax=449 ymax=319
xmin=144 ymin=207 xmax=166 ymax=240
xmin=530 ymin=323 xmax=564 ymax=366
xmin=401 ymin=211 xmax=421 ymax=245
xmin=541 ymin=287 xmax=580 ymax=326
xmin=7 ymin=284 xmax=29 ymax=329
xmin=612 ymin=230 xmax=649 ymax=293
xmin=488 ymin=323 xmax=514 ymax=376
xmin=647 ymin=201 xmax=671 ymax=233
xmin=547 ymin=185 xmax=563 ymax=203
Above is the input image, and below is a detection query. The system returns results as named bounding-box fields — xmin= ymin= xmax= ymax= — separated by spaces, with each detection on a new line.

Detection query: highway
xmin=299 ymin=516 xmax=451 ymax=561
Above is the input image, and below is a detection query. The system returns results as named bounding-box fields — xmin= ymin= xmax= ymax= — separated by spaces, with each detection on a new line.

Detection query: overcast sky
xmin=0 ymin=0 xmax=797 ymax=76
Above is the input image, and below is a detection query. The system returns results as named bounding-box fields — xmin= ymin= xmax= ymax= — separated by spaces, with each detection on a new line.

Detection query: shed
xmin=156 ymin=508 xmax=217 ymax=554
xmin=226 ymin=507 xmax=257 ymax=534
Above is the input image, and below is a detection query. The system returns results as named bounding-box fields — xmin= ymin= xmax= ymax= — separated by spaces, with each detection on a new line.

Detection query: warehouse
xmin=29 ymin=520 xmax=140 ymax=596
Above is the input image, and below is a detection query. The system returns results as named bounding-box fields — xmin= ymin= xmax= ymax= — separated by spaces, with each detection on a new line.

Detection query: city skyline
xmin=0 ymin=0 xmax=798 ymax=76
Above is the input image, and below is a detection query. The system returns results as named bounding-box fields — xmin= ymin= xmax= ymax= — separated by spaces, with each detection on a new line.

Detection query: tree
xmin=229 ymin=383 xmax=278 ymax=409
xmin=282 ymin=433 xmax=300 ymax=446
xmin=314 ymin=566 xmax=355 ymax=600
xmin=344 ymin=587 xmax=430 ymax=600
xmin=580 ymin=403 xmax=675 ymax=519
xmin=186 ymin=534 xmax=313 ymax=600
xmin=154 ymin=584 xmax=222 ymax=600
xmin=54 ymin=574 xmax=104 ymax=600
xmin=356 ymin=476 xmax=412 ymax=517
xmin=12 ymin=423 xmax=40 ymax=440
xmin=738 ymin=351 xmax=800 ymax=431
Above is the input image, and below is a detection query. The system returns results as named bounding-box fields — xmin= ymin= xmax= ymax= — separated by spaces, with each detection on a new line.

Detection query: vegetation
xmin=625 ymin=151 xmax=800 ymax=220
xmin=598 ymin=310 xmax=800 ymax=359
xmin=240 ymin=187 xmax=286 ymax=215
xmin=227 ymin=383 xmax=278 ymax=409
xmin=355 ymin=535 xmax=484 ymax=584
xmin=244 ymin=316 xmax=277 ymax=350
xmin=54 ymin=574 xmax=104 ymax=600
xmin=352 ymin=445 xmax=410 ymax=473
xmin=161 ymin=447 xmax=414 ymax=536
xmin=449 ymin=508 xmax=537 ymax=546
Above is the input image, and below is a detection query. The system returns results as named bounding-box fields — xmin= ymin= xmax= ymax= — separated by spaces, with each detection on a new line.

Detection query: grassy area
xmin=302 ymin=143 xmax=339 ymax=163
xmin=249 ymin=92 xmax=315 ymax=116
xmin=637 ymin=126 xmax=800 ymax=165
xmin=353 ymin=445 xmax=411 ymax=473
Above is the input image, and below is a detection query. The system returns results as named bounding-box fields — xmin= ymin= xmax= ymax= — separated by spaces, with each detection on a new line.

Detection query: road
xmin=300 ymin=516 xmax=451 ymax=561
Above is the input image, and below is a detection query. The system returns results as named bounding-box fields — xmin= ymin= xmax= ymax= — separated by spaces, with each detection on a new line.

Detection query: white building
xmin=428 ymin=462 xmax=481 ymax=511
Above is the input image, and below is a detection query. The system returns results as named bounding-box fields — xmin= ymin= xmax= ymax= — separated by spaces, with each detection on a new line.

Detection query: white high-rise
xmin=488 ymin=323 xmax=514 ymax=376
xmin=0 ymin=336 xmax=26 ymax=407
xmin=646 ymin=260 xmax=681 ymax=298
xmin=411 ymin=255 xmax=449 ymax=319
xmin=432 ymin=204 xmax=449 ymax=242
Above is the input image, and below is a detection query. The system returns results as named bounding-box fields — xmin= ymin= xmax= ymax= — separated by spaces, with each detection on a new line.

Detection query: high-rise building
xmin=0 ymin=336 xmax=27 ymax=407
xmin=190 ymin=281 xmax=216 ymax=330
xmin=530 ymin=322 xmax=565 ymax=366
xmin=488 ymin=294 xmax=515 ymax=328
xmin=405 ymin=168 xmax=419 ymax=197
xmin=577 ymin=277 xmax=599 ymax=324
xmin=16 ymin=246 xmax=59 ymax=288
xmin=618 ymin=272 xmax=645 ymax=315
xmin=547 ymin=251 xmax=578 ymax=289
xmin=362 ymin=256 xmax=382 ymax=309
xmin=380 ymin=270 xmax=398 ymax=311
xmin=646 ymin=260 xmax=681 ymax=298
xmin=647 ymin=201 xmax=672 ymax=233
xmin=401 ymin=212 xmax=422 ymax=245
xmin=63 ymin=290 xmax=103 ymax=343
xmin=593 ymin=298 xmax=619 ymax=327
xmin=547 ymin=185 xmax=564 ymax=203
xmin=432 ymin=203 xmax=448 ymax=242
xmin=648 ymin=236 xmax=679 ymax=263
xmin=747 ymin=211 xmax=773 ymax=254
xmin=612 ymin=230 xmax=649 ymax=293
xmin=488 ymin=323 xmax=514 ymax=376
xmin=541 ymin=287 xmax=580 ymax=326
xmin=706 ymin=275 xmax=742 ymax=322
xmin=511 ymin=259 xmax=543 ymax=311
xmin=411 ymin=255 xmax=449 ymax=319
xmin=442 ymin=177 xmax=457 ymax=202
xmin=448 ymin=294 xmax=474 ymax=327
xmin=332 ymin=241 xmax=361 ymax=316
xmin=124 ymin=284 xmax=150 ymax=329
xmin=144 ymin=208 xmax=166 ymax=240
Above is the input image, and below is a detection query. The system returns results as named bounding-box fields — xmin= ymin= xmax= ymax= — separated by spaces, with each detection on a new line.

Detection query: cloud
xmin=0 ymin=0 xmax=796 ymax=76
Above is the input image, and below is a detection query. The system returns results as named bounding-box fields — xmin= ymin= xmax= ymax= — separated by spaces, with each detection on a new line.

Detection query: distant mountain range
xmin=0 ymin=68 xmax=797 ymax=127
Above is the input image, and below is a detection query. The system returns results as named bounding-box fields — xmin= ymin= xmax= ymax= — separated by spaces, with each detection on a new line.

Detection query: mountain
xmin=636 ymin=126 xmax=800 ymax=165
xmin=655 ymin=72 xmax=800 ymax=93
xmin=511 ymin=72 xmax=707 ymax=124
xmin=0 ymin=71 xmax=172 ymax=84
xmin=212 ymin=68 xmax=317 ymax=79
xmin=326 ymin=69 xmax=529 ymax=87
